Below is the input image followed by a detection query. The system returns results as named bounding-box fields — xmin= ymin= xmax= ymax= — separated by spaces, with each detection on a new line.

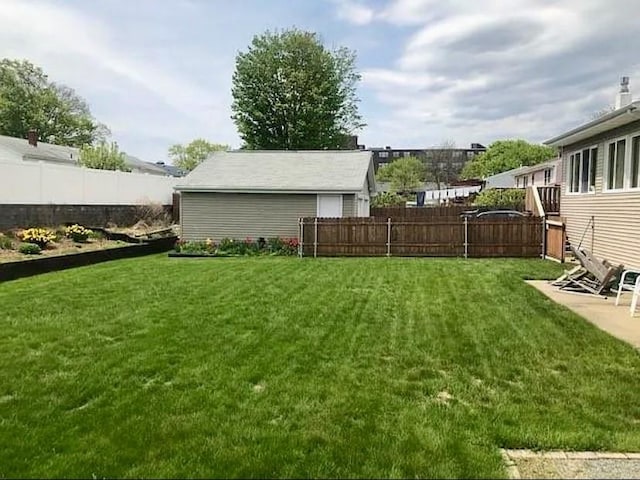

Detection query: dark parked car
xmin=475 ymin=210 xmax=527 ymax=219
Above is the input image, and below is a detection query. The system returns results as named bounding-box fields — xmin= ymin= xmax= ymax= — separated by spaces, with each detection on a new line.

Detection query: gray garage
xmin=175 ymin=150 xmax=376 ymax=241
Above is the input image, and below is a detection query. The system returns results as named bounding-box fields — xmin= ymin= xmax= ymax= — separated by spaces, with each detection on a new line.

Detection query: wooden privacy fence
xmin=370 ymin=205 xmax=472 ymax=219
xmin=545 ymin=219 xmax=566 ymax=262
xmin=299 ymin=216 xmax=545 ymax=258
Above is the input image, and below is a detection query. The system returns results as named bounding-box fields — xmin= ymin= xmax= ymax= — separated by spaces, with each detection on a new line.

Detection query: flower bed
xmin=170 ymin=237 xmax=299 ymax=257
xmin=0 ymin=224 xmax=177 ymax=281
xmin=0 ymin=226 xmax=123 ymax=264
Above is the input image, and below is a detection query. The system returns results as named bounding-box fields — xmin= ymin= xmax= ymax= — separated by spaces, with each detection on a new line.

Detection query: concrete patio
xmin=527 ymin=281 xmax=640 ymax=348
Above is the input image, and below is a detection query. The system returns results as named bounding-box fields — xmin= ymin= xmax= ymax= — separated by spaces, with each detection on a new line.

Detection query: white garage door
xmin=317 ymin=194 xmax=343 ymax=218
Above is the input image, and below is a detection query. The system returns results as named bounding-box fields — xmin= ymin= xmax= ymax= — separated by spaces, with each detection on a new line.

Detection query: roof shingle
xmin=175 ymin=150 xmax=374 ymax=193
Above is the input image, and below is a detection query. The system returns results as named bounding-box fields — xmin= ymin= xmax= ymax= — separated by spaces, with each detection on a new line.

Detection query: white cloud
xmin=357 ymin=0 xmax=640 ymax=148
xmin=332 ymin=0 xmax=376 ymax=25
xmin=0 ymin=0 xmax=238 ymax=161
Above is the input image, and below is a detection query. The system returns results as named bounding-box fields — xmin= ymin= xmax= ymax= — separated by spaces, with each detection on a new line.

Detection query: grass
xmin=1 ymin=256 xmax=639 ymax=478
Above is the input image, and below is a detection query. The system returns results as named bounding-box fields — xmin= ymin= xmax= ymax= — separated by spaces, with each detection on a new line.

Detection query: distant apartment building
xmin=369 ymin=143 xmax=485 ymax=167
xmin=365 ymin=143 xmax=486 ymax=184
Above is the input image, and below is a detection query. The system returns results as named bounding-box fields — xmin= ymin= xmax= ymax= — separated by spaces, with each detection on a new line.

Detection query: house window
xmin=606 ymin=139 xmax=626 ymax=190
xmin=568 ymin=147 xmax=597 ymax=193
xmin=522 ymin=176 xmax=528 ymax=188
xmin=392 ymin=151 xmax=400 ymax=158
xmin=544 ymin=168 xmax=552 ymax=185
xmin=631 ymin=135 xmax=640 ymax=188
xmin=530 ymin=174 xmax=535 ymax=186
xmin=378 ymin=151 xmax=389 ymax=158
xmin=403 ymin=151 xmax=411 ymax=157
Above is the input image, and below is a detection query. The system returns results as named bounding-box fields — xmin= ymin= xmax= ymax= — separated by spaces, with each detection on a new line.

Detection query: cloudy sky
xmin=1 ymin=0 xmax=639 ymax=163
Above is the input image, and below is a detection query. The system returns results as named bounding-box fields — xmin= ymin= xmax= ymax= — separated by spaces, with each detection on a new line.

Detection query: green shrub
xmin=174 ymin=237 xmax=298 ymax=256
xmin=0 ymin=234 xmax=13 ymax=250
xmin=19 ymin=242 xmax=42 ymax=255
xmin=266 ymin=237 xmax=298 ymax=255
xmin=218 ymin=238 xmax=235 ymax=253
xmin=178 ymin=241 xmax=206 ymax=254
xmin=371 ymin=192 xmax=408 ymax=207
xmin=20 ymin=228 xmax=56 ymax=248
xmin=267 ymin=237 xmax=284 ymax=253
xmin=65 ymin=224 xmax=93 ymax=243
xmin=88 ymin=230 xmax=104 ymax=240
xmin=474 ymin=188 xmax=525 ymax=210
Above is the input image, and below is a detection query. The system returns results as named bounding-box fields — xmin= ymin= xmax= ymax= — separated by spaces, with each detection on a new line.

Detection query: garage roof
xmin=175 ymin=150 xmax=376 ymax=194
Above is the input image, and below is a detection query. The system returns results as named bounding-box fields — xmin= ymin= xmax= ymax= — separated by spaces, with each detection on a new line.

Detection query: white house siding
xmin=560 ymin=119 xmax=640 ymax=269
xmin=181 ymin=192 xmax=317 ymax=241
xmin=515 ymin=166 xmax=558 ymax=187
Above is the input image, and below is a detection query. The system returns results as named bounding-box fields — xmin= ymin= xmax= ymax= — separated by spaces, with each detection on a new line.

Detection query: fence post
xmin=386 ymin=218 xmax=391 ymax=257
xmin=314 ymin=217 xmax=318 ymax=258
xmin=541 ymin=216 xmax=546 ymax=259
xmin=298 ymin=218 xmax=303 ymax=258
xmin=464 ymin=216 xmax=468 ymax=259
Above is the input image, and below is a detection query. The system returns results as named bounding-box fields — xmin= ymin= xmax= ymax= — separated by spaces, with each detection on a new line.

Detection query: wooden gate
xmin=545 ymin=219 xmax=566 ymax=262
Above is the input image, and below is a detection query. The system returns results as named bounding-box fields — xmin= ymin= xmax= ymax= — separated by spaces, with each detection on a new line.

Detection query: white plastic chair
xmin=615 ymin=269 xmax=640 ymax=316
xmin=630 ymin=276 xmax=640 ymax=317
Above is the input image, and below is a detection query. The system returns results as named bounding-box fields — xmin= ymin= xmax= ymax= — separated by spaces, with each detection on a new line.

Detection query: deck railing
xmin=537 ymin=186 xmax=560 ymax=214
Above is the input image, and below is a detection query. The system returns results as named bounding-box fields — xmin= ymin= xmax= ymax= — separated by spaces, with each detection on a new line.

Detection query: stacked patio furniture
xmin=553 ymin=246 xmax=623 ymax=296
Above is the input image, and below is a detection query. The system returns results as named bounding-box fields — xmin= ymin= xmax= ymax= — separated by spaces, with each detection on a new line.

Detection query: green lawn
xmin=1 ymin=256 xmax=640 ymax=478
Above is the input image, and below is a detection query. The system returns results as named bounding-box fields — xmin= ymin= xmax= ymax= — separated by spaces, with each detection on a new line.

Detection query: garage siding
xmin=342 ymin=194 xmax=356 ymax=217
xmin=181 ymin=192 xmax=317 ymax=241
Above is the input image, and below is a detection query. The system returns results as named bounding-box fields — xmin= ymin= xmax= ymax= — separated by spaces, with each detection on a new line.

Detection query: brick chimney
xmin=27 ymin=129 xmax=38 ymax=147
xmin=615 ymin=76 xmax=632 ymax=109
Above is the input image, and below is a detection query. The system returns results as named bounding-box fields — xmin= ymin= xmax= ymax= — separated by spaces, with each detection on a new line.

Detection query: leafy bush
xmin=218 ymin=238 xmax=261 ymax=255
xmin=65 ymin=224 xmax=93 ymax=243
xmin=267 ymin=237 xmax=284 ymax=253
xmin=88 ymin=229 xmax=104 ymax=240
xmin=20 ymin=228 xmax=56 ymax=248
xmin=281 ymin=238 xmax=299 ymax=255
xmin=474 ymin=188 xmax=525 ymax=210
xmin=265 ymin=237 xmax=298 ymax=255
xmin=371 ymin=192 xmax=408 ymax=207
xmin=175 ymin=238 xmax=216 ymax=254
xmin=19 ymin=242 xmax=42 ymax=255
xmin=174 ymin=237 xmax=298 ymax=256
xmin=0 ymin=234 xmax=13 ymax=250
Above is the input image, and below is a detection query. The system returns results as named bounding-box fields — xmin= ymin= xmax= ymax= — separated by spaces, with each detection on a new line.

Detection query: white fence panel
xmin=43 ymin=162 xmax=86 ymax=204
xmin=0 ymin=160 xmax=177 ymax=205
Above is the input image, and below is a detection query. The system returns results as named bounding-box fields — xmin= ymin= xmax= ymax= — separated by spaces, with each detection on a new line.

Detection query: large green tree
xmin=168 ymin=139 xmax=229 ymax=171
xmin=376 ymin=156 xmax=424 ymax=194
xmin=461 ymin=140 xmax=556 ymax=179
xmin=0 ymin=59 xmax=107 ymax=146
xmin=231 ymin=28 xmax=364 ymax=150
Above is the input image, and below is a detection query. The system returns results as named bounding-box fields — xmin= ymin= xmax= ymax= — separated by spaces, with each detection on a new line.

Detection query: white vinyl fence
xmin=0 ymin=160 xmax=177 ymax=205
